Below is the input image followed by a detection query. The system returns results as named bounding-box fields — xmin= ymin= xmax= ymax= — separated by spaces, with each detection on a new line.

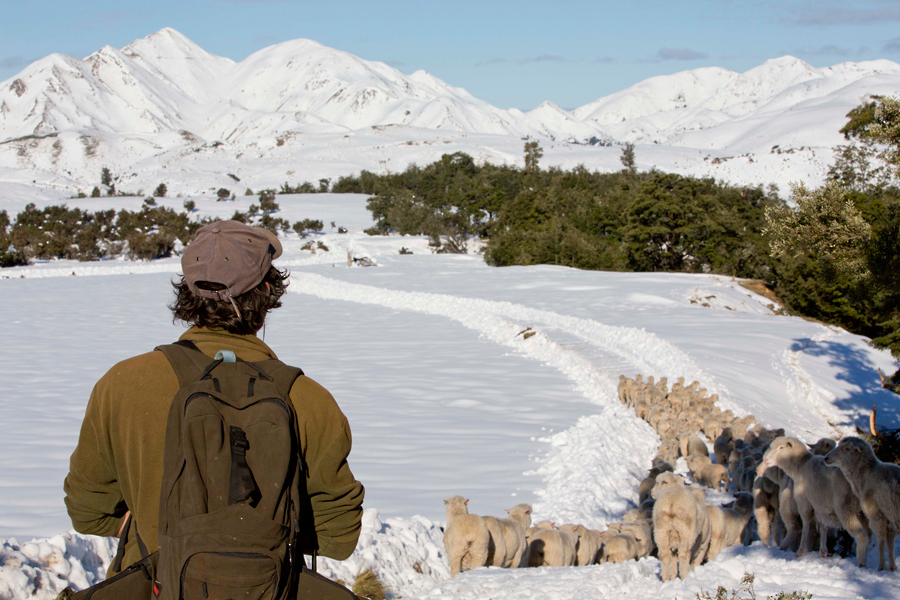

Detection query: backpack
xmin=154 ymin=340 xmax=307 ymax=600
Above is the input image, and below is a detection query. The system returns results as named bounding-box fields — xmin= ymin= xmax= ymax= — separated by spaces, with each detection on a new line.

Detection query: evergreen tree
xmin=620 ymin=143 xmax=637 ymax=176
xmin=524 ymin=141 xmax=543 ymax=173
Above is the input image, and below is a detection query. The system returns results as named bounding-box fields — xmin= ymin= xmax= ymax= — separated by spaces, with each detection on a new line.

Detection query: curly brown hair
xmin=169 ymin=266 xmax=289 ymax=335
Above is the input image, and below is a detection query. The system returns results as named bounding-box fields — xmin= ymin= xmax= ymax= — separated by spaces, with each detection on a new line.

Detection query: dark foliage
xmin=350 ymin=152 xmax=779 ymax=278
xmin=5 ymin=203 xmax=210 ymax=262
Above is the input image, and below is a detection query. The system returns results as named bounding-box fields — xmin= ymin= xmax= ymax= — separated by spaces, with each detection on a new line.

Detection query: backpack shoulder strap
xmin=254 ymin=359 xmax=304 ymax=399
xmin=155 ymin=340 xmax=211 ymax=386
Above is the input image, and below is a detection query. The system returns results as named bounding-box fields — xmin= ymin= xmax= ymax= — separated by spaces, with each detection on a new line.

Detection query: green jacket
xmin=64 ymin=326 xmax=365 ymax=571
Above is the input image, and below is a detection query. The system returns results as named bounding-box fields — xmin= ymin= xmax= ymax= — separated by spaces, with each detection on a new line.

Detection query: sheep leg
xmin=690 ymin=537 xmax=710 ymax=569
xmin=817 ymin=522 xmax=829 ymax=559
xmin=678 ymin=538 xmax=693 ymax=579
xmin=887 ymin=528 xmax=897 ymax=572
xmin=658 ymin=548 xmax=674 ymax=581
xmin=797 ymin=514 xmax=812 ymax=558
xmin=852 ymin=528 xmax=869 ymax=568
xmin=756 ymin=506 xmax=772 ymax=547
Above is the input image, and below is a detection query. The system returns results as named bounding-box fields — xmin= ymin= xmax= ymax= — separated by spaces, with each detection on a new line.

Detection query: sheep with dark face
xmin=825 ymin=436 xmax=900 ymax=571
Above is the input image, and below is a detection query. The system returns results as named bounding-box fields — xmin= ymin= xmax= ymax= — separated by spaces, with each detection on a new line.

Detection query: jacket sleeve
xmin=64 ymin=378 xmax=128 ymax=538
xmin=297 ymin=381 xmax=365 ymax=560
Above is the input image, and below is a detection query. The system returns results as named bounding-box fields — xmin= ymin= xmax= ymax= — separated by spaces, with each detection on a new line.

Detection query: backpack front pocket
xmin=181 ymin=552 xmax=279 ymax=600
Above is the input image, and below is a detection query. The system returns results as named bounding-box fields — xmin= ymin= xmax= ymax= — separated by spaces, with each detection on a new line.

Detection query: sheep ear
xmin=526 ymin=509 xmax=532 ymax=514
xmin=443 ymin=500 xmax=449 ymax=505
xmin=464 ymin=499 xmax=469 ymax=505
xmin=506 ymin=509 xmax=511 ymax=514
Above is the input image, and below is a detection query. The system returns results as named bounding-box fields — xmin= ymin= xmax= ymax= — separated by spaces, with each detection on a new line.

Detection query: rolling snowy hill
xmin=1 ymin=28 xmax=898 ymax=200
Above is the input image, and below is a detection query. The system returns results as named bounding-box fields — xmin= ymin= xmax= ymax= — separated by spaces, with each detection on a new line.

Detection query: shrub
xmin=259 ymin=190 xmax=279 ymax=214
xmin=3 ymin=203 xmax=207 ymax=264
xmin=100 ymin=167 xmax=113 ymax=187
xmin=154 ymin=183 xmax=168 ymax=197
xmin=91 ymin=186 xmax=101 ymax=198
xmin=183 ymin=200 xmax=196 ymax=212
xmin=216 ymin=188 xmax=231 ymax=201
xmin=351 ymin=569 xmax=385 ymax=600
xmin=696 ymin=573 xmax=812 ymax=600
xmin=292 ymin=219 xmax=324 ymax=234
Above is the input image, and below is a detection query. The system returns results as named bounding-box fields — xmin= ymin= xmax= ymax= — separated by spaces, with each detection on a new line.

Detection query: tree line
xmin=331 ymin=99 xmax=900 ymax=358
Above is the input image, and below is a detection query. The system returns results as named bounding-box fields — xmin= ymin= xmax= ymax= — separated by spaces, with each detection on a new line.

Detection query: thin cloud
xmin=477 ymin=55 xmax=580 ymax=67
xmin=790 ymin=44 xmax=852 ymax=57
xmin=475 ymin=57 xmax=509 ymax=67
xmin=884 ymin=36 xmax=900 ymax=52
xmin=787 ymin=5 xmax=900 ymax=26
xmin=253 ymin=32 xmax=280 ymax=44
xmin=657 ymin=48 xmax=709 ymax=61
xmin=0 ymin=56 xmax=31 ymax=70
xmin=592 ymin=56 xmax=616 ymax=64
xmin=96 ymin=11 xmax=130 ymax=24
xmin=520 ymin=54 xmax=570 ymax=64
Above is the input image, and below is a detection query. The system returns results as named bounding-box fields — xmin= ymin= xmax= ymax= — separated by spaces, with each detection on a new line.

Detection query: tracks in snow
xmin=290 ymin=272 xmax=729 ymax=524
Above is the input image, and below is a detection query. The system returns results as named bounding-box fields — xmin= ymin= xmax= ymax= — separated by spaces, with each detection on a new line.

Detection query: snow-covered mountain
xmin=1 ymin=28 xmax=898 ymax=197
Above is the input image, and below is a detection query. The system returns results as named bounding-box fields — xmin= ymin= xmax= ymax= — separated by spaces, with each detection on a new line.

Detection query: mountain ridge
xmin=1 ymin=28 xmax=898 ymax=197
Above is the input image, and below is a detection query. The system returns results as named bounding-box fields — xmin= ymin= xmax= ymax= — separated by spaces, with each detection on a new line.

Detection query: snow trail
xmin=289 ymin=272 xmax=732 ymax=524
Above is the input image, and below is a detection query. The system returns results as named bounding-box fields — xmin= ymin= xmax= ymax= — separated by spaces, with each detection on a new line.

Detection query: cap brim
xmin=253 ymin=226 xmax=283 ymax=259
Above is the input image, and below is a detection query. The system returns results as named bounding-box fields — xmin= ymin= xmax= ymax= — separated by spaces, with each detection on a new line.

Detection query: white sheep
xmin=558 ymin=524 xmax=600 ymax=566
xmin=824 ymin=436 xmax=900 ymax=571
xmin=527 ymin=525 xmax=576 ymax=567
xmin=705 ymin=492 xmax=754 ymax=561
xmin=484 ymin=503 xmax=532 ymax=568
xmin=679 ymin=433 xmax=710 ymax=459
xmin=443 ymin=496 xmax=491 ymax=577
xmin=653 ymin=486 xmax=711 ymax=580
xmin=599 ymin=531 xmax=638 ymax=564
xmin=608 ymin=521 xmax=654 ymax=558
xmin=809 ymin=437 xmax=837 ymax=456
xmin=688 ymin=456 xmax=729 ymax=491
xmin=650 ymin=472 xmax=686 ymax=499
xmin=765 ymin=436 xmax=870 ymax=567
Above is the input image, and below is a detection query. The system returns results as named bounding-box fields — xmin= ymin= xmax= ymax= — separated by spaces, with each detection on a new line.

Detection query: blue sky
xmin=3 ymin=0 xmax=900 ymax=110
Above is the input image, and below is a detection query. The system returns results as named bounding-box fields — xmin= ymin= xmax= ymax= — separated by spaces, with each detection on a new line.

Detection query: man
xmin=64 ymin=220 xmax=364 ymax=573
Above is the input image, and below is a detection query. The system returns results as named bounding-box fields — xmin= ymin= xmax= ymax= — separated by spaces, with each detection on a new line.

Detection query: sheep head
xmin=823 ymin=436 xmax=874 ymax=469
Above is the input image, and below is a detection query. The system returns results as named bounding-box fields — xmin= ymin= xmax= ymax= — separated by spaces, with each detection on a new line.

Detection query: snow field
xmin=1 ymin=194 xmax=899 ymax=598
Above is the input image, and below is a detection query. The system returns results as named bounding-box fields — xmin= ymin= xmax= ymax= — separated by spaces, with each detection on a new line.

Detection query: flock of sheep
xmin=442 ymin=374 xmax=900 ymax=582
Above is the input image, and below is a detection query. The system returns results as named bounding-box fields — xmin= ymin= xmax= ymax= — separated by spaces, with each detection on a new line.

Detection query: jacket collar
xmin=178 ymin=326 xmax=279 ymax=362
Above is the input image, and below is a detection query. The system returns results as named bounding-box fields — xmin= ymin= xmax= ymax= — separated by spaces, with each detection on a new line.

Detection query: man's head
xmin=170 ymin=221 xmax=288 ymax=335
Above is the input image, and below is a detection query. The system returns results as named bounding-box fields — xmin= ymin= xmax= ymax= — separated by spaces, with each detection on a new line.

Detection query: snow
xmin=1 ymin=193 xmax=899 ymax=599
